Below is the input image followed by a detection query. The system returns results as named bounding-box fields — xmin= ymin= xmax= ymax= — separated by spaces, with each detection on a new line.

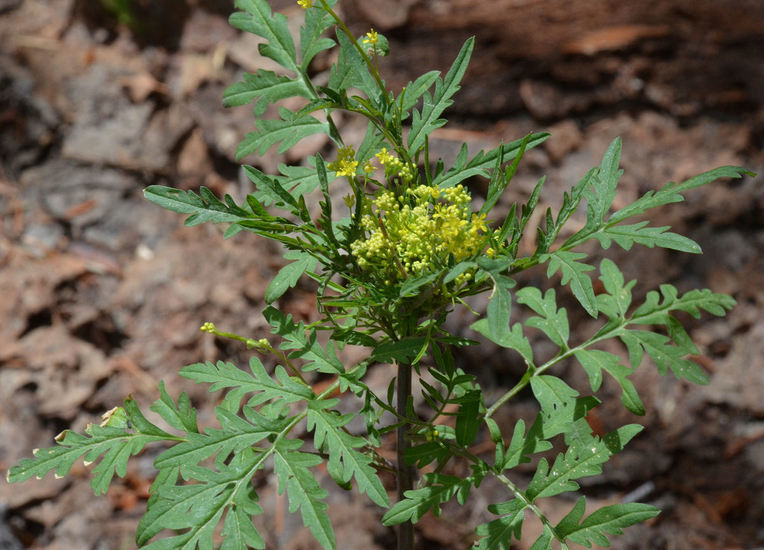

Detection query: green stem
xmin=494 ymin=472 xmax=561 ymax=540
xmin=396 ymin=359 xmax=415 ymax=550
xmin=318 ymin=0 xmax=387 ymax=99
xmin=484 ymin=322 xmax=625 ymax=420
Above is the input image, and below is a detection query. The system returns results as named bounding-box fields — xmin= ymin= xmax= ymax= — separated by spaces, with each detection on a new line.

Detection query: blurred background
xmin=0 ymin=0 xmax=762 ymax=548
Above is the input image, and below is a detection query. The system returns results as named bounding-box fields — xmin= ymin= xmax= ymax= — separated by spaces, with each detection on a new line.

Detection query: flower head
xmin=328 ymin=146 xmax=359 ymax=177
xmin=351 ymin=184 xmax=488 ymax=282
xmin=297 ymin=0 xmax=312 ymax=8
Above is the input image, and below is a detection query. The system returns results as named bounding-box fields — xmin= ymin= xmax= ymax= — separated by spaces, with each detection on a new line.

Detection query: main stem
xmin=396 ymin=360 xmax=414 ymax=550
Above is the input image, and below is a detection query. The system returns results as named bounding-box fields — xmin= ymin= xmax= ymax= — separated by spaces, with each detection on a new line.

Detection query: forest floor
xmin=0 ymin=1 xmax=762 ymax=549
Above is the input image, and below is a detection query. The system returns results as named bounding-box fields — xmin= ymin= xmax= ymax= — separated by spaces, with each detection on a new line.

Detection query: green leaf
xmin=223 ymin=70 xmax=310 ymax=108
xmin=243 ymin=165 xmax=300 ymax=211
xmin=556 ymin=497 xmax=660 ymax=547
xmin=481 ymin=133 xmax=533 ymax=216
xmin=300 ymin=3 xmax=337 ymax=71
xmin=404 ymin=441 xmax=452 ymax=468
xmin=314 ymin=154 xmax=338 ymax=247
xmin=264 ymin=306 xmax=346 ymax=374
xmin=399 ymin=70 xmax=440 ymax=112
xmin=474 ymin=499 xmax=525 ymax=549
xmin=619 ymin=330 xmax=709 ymax=384
xmin=399 ymin=270 xmax=441 ymax=298
xmin=140 ymin=449 xmax=266 ymax=549
xmin=180 ymin=357 xmax=315 ymax=410
xmin=516 ymin=287 xmax=570 ymax=349
xmin=266 ymin=251 xmax=318 ymax=303
xmin=526 ymin=424 xmax=641 ymax=501
xmin=382 ymin=474 xmax=475 ymax=525
xmin=151 ymin=382 xmax=199 ymax=434
xmin=230 ymin=0 xmax=298 ymax=73
xmin=306 ymin=407 xmax=389 ymax=506
xmin=595 ymin=222 xmax=701 ymax=253
xmin=455 ymin=390 xmax=481 ymax=446
xmin=280 ymin=162 xmax=323 ymax=199
xmin=8 ymin=397 xmax=175 ymax=496
xmin=540 ymin=251 xmax=597 ymax=317
xmin=474 ymin=319 xmax=534 ymax=366
xmin=584 ymin=138 xmax=622 ymax=225
xmin=574 ymin=349 xmax=645 ymax=415
xmin=507 ymin=176 xmax=546 ymax=257
xmin=501 ymin=418 xmax=552 ymax=470
xmin=334 ymin=29 xmax=382 ymax=108
xmin=408 ymin=37 xmax=474 ymax=153
xmin=236 ymin=107 xmax=330 ymax=159
xmin=608 ymin=165 xmax=753 ymax=225
xmin=153 ymin=407 xmax=269 ymax=473
xmin=530 ymin=376 xmax=599 ymax=440
xmin=220 ymin=487 xmax=267 ymax=550
xmin=631 ymin=284 xmax=735 ymax=325
xmin=528 ymin=527 xmax=553 ymax=550
xmin=143 ymin=186 xmax=254 ymax=227
xmin=535 ymin=168 xmax=596 ymax=253
xmin=371 ymin=337 xmax=428 ymax=363
xmin=484 ymin=281 xmax=513 ymax=343
xmin=433 ymin=133 xmax=549 ymax=190
xmin=273 ymin=439 xmax=334 ymax=550
xmin=596 ymin=258 xmax=634 ymax=319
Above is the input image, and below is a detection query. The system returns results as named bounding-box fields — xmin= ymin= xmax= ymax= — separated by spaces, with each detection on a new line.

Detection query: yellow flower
xmin=297 ymin=0 xmax=312 ymax=8
xmin=375 ymin=148 xmax=395 ymax=165
xmin=328 ymin=146 xmax=359 ymax=177
xmin=363 ymin=29 xmax=379 ymax=46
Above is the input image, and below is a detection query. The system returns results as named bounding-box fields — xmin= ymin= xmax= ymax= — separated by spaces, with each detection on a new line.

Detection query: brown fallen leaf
xmin=562 ymin=25 xmax=670 ymax=55
xmin=117 ymin=71 xmax=168 ymax=103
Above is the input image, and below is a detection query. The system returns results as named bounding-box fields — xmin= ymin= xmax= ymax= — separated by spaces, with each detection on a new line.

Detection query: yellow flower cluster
xmin=328 ymin=146 xmax=359 ymax=177
xmin=350 ymin=184 xmax=488 ymax=282
xmin=375 ymin=148 xmax=415 ymax=183
xmin=297 ymin=0 xmax=312 ymax=9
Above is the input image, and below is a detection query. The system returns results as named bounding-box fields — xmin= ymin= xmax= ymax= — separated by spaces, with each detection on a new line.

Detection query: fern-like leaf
xmin=556 ymin=497 xmax=659 ymax=548
xmin=433 ymin=133 xmax=549 ymax=190
xmin=273 ymin=438 xmax=334 ymax=550
xmin=264 ymin=306 xmax=346 ymax=374
xmin=236 ymin=107 xmax=330 ymax=159
xmin=540 ymin=251 xmax=597 ymax=317
xmin=516 ymin=287 xmax=570 ymax=349
xmin=382 ymin=473 xmax=476 ymax=525
xmin=153 ymin=407 xmax=269 ymax=473
xmin=8 ymin=397 xmax=176 ymax=495
xmin=230 ymin=0 xmax=299 ymax=74
xmin=525 ymin=425 xmax=642 ymax=501
xmin=595 ymin=222 xmax=701 ymax=253
xmin=474 ymin=499 xmax=525 ymax=549
xmin=306 ymin=406 xmax=389 ymax=506
xmin=408 ymin=37 xmax=474 ymax=153
xmin=143 ymin=186 xmax=262 ymax=227
xmin=139 ymin=449 xmax=266 ymax=549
